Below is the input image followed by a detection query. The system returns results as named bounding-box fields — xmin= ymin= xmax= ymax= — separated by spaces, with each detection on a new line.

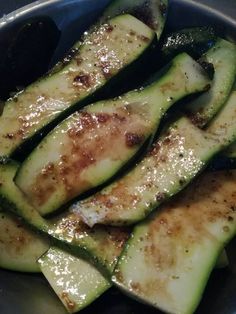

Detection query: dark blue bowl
xmin=0 ymin=1 xmax=235 ymax=313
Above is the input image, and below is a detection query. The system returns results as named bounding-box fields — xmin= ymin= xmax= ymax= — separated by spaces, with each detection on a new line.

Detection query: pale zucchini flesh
xmin=0 ymin=162 xmax=129 ymax=274
xmin=0 ymin=14 xmax=155 ymax=160
xmin=0 ymin=89 xmax=236 ymax=275
xmin=0 ymin=209 xmax=50 ymax=273
xmin=100 ymin=0 xmax=168 ymax=38
xmin=15 ymin=53 xmax=210 ymax=216
xmin=185 ymin=39 xmax=236 ymax=127
xmin=112 ymin=170 xmax=236 ymax=314
xmin=77 ymin=92 xmax=236 ymax=226
xmin=38 ymin=247 xmax=111 ymax=313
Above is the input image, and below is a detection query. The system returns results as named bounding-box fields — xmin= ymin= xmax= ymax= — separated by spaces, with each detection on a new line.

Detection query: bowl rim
xmin=1 ymin=0 xmax=236 ymax=30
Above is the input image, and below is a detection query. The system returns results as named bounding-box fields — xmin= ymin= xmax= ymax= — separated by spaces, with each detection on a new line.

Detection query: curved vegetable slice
xmin=161 ymin=26 xmax=216 ymax=59
xmin=100 ymin=0 xmax=168 ymax=39
xmin=37 ymin=247 xmax=227 ymax=314
xmin=1 ymin=93 xmax=236 ymax=274
xmin=185 ymin=39 xmax=236 ymax=127
xmin=0 ymin=161 xmax=129 ymax=274
xmin=15 ymin=53 xmax=210 ymax=216
xmin=0 ymin=209 xmax=50 ymax=272
xmin=76 ymin=92 xmax=236 ymax=226
xmin=0 ymin=14 xmax=155 ymax=160
xmin=0 ymin=89 xmax=236 ymax=275
xmin=112 ymin=170 xmax=236 ymax=314
xmin=38 ymin=247 xmax=111 ymax=313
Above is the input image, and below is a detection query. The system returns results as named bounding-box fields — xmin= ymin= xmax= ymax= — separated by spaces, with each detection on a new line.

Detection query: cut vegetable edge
xmin=72 ymin=38 xmax=236 ymax=227
xmin=38 ymin=247 xmax=111 ymax=313
xmin=0 ymin=204 xmax=111 ymax=311
xmin=14 ymin=52 xmax=210 ymax=216
xmin=112 ymin=170 xmax=236 ymax=314
xmin=0 ymin=14 xmax=155 ymax=160
xmin=75 ymin=91 xmax=236 ymax=227
xmin=0 ymin=208 xmax=50 ymax=273
xmin=0 ymin=161 xmax=130 ymax=275
xmin=186 ymin=38 xmax=236 ymax=128
xmin=99 ymin=0 xmax=168 ymax=38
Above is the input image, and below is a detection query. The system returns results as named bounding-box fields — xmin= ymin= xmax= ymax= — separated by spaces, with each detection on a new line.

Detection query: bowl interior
xmin=0 ymin=1 xmax=235 ymax=313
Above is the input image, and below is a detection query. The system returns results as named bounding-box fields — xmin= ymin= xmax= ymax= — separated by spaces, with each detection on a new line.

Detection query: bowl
xmin=0 ymin=1 xmax=235 ymax=313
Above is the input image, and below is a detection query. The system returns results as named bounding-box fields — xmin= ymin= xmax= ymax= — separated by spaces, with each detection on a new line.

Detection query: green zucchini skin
xmin=0 ymin=14 xmax=155 ymax=161
xmin=38 ymin=247 xmax=111 ymax=313
xmin=0 ymin=209 xmax=50 ymax=273
xmin=224 ymin=141 xmax=236 ymax=158
xmin=77 ymin=92 xmax=236 ymax=227
xmin=0 ymin=94 xmax=236 ymax=275
xmin=73 ymin=40 xmax=236 ymax=227
xmin=14 ymin=53 xmax=210 ymax=216
xmin=215 ymin=250 xmax=229 ymax=269
xmin=185 ymin=39 xmax=236 ymax=128
xmin=0 ymin=161 xmax=130 ymax=275
xmin=99 ymin=0 xmax=168 ymax=39
xmin=161 ymin=26 xmax=216 ymax=60
xmin=112 ymin=170 xmax=236 ymax=314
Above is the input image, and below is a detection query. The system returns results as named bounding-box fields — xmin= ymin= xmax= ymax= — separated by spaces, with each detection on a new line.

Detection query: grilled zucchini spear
xmin=113 ymin=169 xmax=236 ymax=314
xmin=1 ymin=86 xmax=236 ymax=275
xmin=75 ymin=39 xmax=236 ymax=227
xmin=0 ymin=14 xmax=155 ymax=161
xmin=15 ymin=53 xmax=209 ymax=216
xmin=99 ymin=0 xmax=168 ymax=39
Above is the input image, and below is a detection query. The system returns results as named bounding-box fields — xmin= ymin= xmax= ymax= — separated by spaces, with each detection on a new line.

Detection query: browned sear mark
xmin=100 ymin=61 xmax=113 ymax=79
xmin=96 ymin=113 xmax=111 ymax=123
xmin=186 ymin=110 xmax=206 ymax=128
xmin=76 ymin=57 xmax=83 ymax=66
xmin=105 ymin=24 xmax=114 ymax=33
xmin=61 ymin=292 xmax=76 ymax=311
xmin=5 ymin=133 xmax=14 ymax=139
xmin=138 ymin=35 xmax=150 ymax=42
xmin=73 ymin=74 xmax=91 ymax=88
xmin=156 ymin=192 xmax=167 ymax=202
xmin=125 ymin=132 xmax=144 ymax=147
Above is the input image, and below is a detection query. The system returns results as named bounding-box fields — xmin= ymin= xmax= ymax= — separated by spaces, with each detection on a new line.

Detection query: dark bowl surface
xmin=0 ymin=1 xmax=236 ymax=314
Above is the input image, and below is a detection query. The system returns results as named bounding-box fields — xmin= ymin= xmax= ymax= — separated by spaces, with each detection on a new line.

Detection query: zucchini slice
xmin=77 ymin=92 xmax=236 ymax=226
xmin=15 ymin=53 xmax=210 ymax=216
xmin=100 ymin=0 xmax=168 ymax=39
xmin=0 ymin=161 xmax=129 ymax=274
xmin=1 ymin=93 xmax=236 ymax=274
xmin=112 ymin=170 xmax=236 ymax=314
xmin=161 ymin=26 xmax=216 ymax=60
xmin=38 ymin=247 xmax=110 ymax=313
xmin=185 ymin=39 xmax=236 ymax=127
xmin=0 ymin=209 xmax=50 ymax=272
xmin=0 ymin=88 xmax=236 ymax=275
xmin=0 ymin=14 xmax=155 ymax=160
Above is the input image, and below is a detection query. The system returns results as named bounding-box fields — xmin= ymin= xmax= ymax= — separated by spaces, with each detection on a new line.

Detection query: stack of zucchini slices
xmin=1 ymin=0 xmax=236 ymax=313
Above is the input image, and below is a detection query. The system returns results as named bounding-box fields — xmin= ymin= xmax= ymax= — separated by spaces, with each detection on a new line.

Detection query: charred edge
xmin=131 ymin=1 xmax=157 ymax=30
